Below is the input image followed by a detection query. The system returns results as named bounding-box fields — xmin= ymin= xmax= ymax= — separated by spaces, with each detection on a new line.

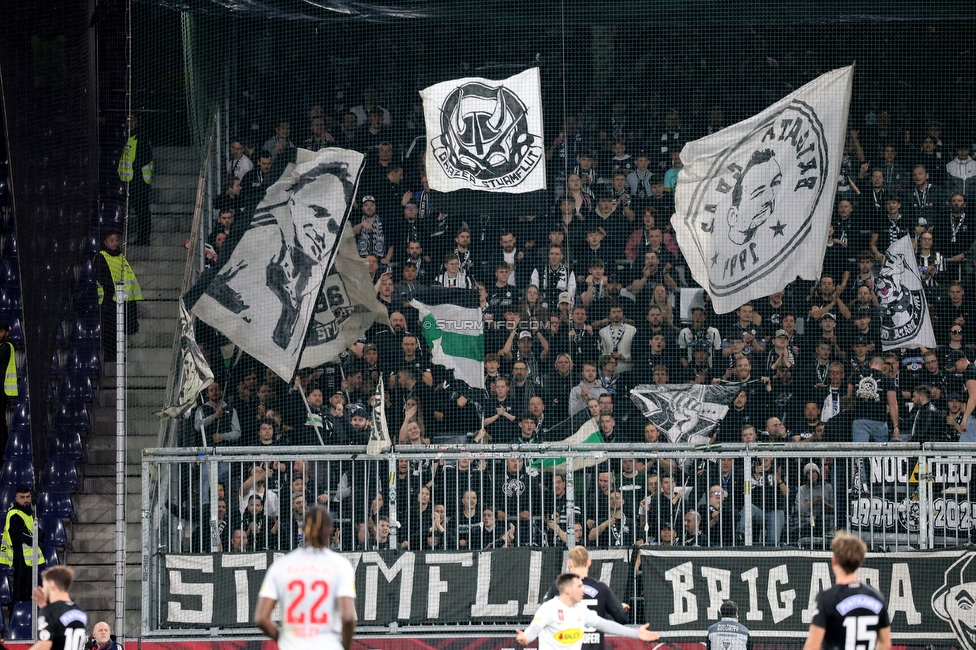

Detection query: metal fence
xmin=141 ymin=443 xmax=976 ymax=634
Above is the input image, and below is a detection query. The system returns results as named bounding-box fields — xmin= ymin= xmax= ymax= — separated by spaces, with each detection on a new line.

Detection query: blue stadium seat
xmin=42 ymin=458 xmax=78 ymax=492
xmin=0 ymin=575 xmax=11 ymax=606
xmin=72 ymin=287 xmax=100 ymax=317
xmin=4 ymin=429 xmax=32 ymax=460
xmin=53 ymin=402 xmax=91 ymax=432
xmin=9 ymin=402 xmax=30 ymax=432
xmin=0 ymin=174 xmax=8 ymax=206
xmin=6 ymin=317 xmax=23 ymax=346
xmin=0 ymin=286 xmax=22 ymax=312
xmin=36 ymin=492 xmax=73 ymax=518
xmin=63 ymin=347 xmax=101 ymax=377
xmin=99 ymin=180 xmax=126 ymax=202
xmin=82 ymin=230 xmax=101 ymax=258
xmin=76 ymin=259 xmax=97 ymax=287
xmin=48 ymin=429 xmax=84 ymax=460
xmin=38 ymin=517 xmax=67 ymax=547
xmin=50 ymin=349 xmax=62 ymax=377
xmin=0 ymin=485 xmax=18 ymax=514
xmin=66 ymin=315 xmax=101 ymax=346
xmin=57 ymin=374 xmax=94 ymax=404
xmin=0 ymin=259 xmax=18 ymax=287
xmin=7 ymin=602 xmax=31 ymax=639
xmin=95 ymin=200 xmax=125 ymax=230
xmin=39 ymin=545 xmax=59 ymax=567
xmin=0 ymin=459 xmax=34 ymax=488
xmin=55 ymin=322 xmax=67 ymax=348
xmin=1 ymin=233 xmax=16 ymax=259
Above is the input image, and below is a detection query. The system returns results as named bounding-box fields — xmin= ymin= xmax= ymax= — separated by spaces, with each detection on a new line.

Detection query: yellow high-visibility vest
xmin=0 ymin=509 xmax=46 ymax=568
xmin=96 ymin=251 xmax=144 ymax=305
xmin=117 ymin=136 xmax=154 ymax=184
xmin=2 ymin=341 xmax=16 ymax=398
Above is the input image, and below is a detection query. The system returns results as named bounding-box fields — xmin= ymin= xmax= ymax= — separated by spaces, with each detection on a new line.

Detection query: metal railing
xmin=141 ymin=442 xmax=976 ymax=634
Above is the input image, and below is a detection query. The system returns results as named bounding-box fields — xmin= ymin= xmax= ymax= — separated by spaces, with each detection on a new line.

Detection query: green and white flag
xmin=528 ymin=418 xmax=604 ymax=473
xmin=410 ymin=288 xmax=484 ymax=389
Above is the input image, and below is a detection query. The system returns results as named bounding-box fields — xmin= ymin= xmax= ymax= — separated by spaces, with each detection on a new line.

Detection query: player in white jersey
xmin=254 ymin=507 xmax=357 ymax=650
xmin=516 ymin=573 xmax=660 ymax=650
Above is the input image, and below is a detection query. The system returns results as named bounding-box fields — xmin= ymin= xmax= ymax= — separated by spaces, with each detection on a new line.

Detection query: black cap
xmin=649 ymin=174 xmax=665 ymax=185
xmin=854 ymin=336 xmax=871 ymax=346
xmin=854 ymin=306 xmax=872 ymax=318
xmin=821 ymin=312 xmax=837 ymax=320
xmin=350 ymin=404 xmax=370 ymax=419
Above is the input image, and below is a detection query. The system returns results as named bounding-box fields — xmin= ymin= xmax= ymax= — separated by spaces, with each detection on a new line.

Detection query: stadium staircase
xmin=67 ymin=146 xmax=198 ymax=635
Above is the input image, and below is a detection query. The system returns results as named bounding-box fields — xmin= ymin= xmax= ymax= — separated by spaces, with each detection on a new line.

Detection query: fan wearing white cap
xmin=795 ymin=463 xmax=833 ymax=537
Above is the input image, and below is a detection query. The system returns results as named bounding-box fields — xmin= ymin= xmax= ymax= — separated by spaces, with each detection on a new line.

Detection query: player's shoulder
xmin=821 ymin=581 xmax=887 ymax=611
xmin=582 ymin=576 xmax=612 ymax=597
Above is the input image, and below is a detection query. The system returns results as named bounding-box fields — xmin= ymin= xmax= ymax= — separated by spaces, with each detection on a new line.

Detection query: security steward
xmin=707 ymin=600 xmax=752 ymax=650
xmin=93 ymin=229 xmax=143 ymax=361
xmin=0 ymin=486 xmax=45 ymax=613
xmin=117 ymin=114 xmax=154 ymax=245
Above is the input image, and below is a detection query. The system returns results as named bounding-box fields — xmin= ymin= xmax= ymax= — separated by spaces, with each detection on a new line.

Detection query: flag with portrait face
xmin=671 ymin=66 xmax=853 ymax=314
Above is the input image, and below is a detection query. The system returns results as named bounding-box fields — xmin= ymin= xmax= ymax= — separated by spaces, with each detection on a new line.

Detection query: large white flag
xmin=420 ymin=67 xmax=546 ymax=193
xmin=876 ymin=235 xmax=937 ymax=350
xmin=672 ymin=66 xmax=854 ymax=314
xmin=299 ymin=222 xmax=390 ymax=368
xmin=192 ymin=147 xmax=364 ymax=380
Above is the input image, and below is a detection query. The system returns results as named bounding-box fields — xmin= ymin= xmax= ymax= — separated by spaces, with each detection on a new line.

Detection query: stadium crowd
xmin=179 ymin=80 xmax=976 ymax=552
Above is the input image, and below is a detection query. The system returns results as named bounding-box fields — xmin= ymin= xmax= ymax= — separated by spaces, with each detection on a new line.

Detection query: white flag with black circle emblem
xmin=421 ymin=67 xmax=546 ymax=193
xmin=672 ymin=66 xmax=854 ymax=314
xmin=876 ymin=235 xmax=937 ymax=350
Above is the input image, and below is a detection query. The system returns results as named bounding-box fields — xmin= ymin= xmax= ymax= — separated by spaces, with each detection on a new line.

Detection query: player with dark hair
xmin=254 ymin=506 xmax=358 ymax=650
xmin=707 ymin=600 xmax=751 ymax=650
xmin=803 ymin=532 xmax=891 ymax=650
xmin=544 ymin=546 xmax=629 ymax=650
xmin=517 ymin=573 xmax=659 ymax=649
xmin=32 ymin=566 xmax=88 ymax=650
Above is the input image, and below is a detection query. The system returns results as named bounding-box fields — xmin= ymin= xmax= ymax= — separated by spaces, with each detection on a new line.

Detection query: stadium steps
xmin=69 ymin=145 xmax=200 ymax=637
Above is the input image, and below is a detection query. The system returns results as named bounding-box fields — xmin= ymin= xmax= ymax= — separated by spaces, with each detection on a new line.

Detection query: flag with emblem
xmin=410 ymin=288 xmax=484 ymax=389
xmin=421 ymin=67 xmax=546 ymax=193
xmin=875 ymin=235 xmax=937 ymax=350
xmin=671 ymin=66 xmax=853 ymax=314
xmin=191 ymin=147 xmax=365 ymax=380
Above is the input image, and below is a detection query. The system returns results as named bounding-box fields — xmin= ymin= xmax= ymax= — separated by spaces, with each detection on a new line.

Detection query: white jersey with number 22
xmin=257 ymin=546 xmax=357 ymax=650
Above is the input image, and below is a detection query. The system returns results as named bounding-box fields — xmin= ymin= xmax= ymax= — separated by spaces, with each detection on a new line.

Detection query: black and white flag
xmin=192 ymin=147 xmax=364 ymax=380
xmin=876 ymin=235 xmax=937 ymax=350
xmin=158 ymin=298 xmax=214 ymax=420
xmin=672 ymin=66 xmax=853 ymax=313
xmin=299 ymin=222 xmax=390 ymax=369
xmin=629 ymin=383 xmax=742 ymax=445
xmin=421 ymin=67 xmax=546 ymax=193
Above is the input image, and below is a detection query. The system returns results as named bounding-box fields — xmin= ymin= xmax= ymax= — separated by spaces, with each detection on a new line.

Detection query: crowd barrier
xmin=141 ymin=443 xmax=976 ymax=636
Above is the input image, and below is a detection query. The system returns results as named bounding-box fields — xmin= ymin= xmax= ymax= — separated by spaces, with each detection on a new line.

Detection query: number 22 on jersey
xmin=286 ymin=579 xmax=331 ymax=625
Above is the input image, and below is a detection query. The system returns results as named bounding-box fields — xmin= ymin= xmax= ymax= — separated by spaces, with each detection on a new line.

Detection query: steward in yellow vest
xmin=0 ymin=487 xmax=45 ymax=604
xmin=117 ymin=115 xmax=154 ymax=246
xmin=93 ymin=230 xmax=143 ymax=361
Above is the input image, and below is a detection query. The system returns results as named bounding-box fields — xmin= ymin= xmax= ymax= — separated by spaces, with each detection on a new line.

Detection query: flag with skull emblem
xmin=421 ymin=67 xmax=546 ymax=193
xmin=672 ymin=66 xmax=853 ymax=314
